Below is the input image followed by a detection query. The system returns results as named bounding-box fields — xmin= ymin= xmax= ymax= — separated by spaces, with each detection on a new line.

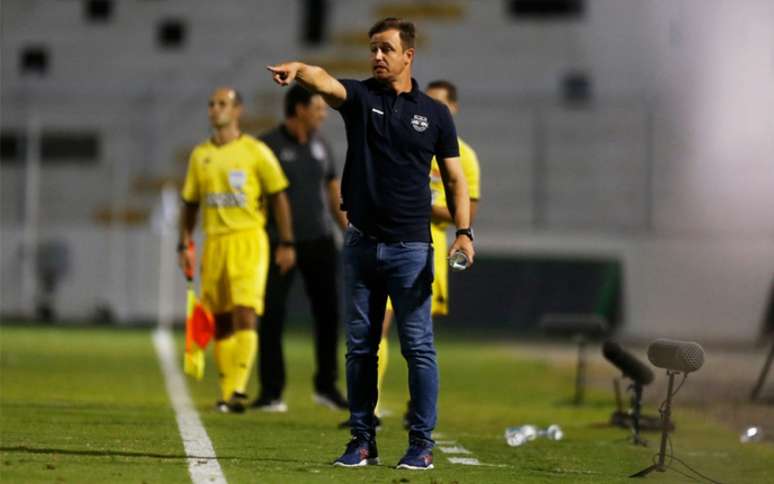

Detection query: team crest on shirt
xmin=228 ymin=169 xmax=246 ymax=190
xmin=311 ymin=140 xmax=326 ymax=161
xmin=411 ymin=114 xmax=429 ymax=132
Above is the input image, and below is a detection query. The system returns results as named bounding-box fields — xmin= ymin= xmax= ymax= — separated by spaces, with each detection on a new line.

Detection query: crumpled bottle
xmin=505 ymin=424 xmax=564 ymax=447
xmin=740 ymin=426 xmax=763 ymax=443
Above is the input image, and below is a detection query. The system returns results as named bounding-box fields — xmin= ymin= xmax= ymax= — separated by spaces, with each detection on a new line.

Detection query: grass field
xmin=1 ymin=324 xmax=773 ymax=483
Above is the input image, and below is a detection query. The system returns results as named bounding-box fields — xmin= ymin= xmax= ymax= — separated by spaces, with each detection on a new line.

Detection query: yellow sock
xmin=214 ymin=336 xmax=237 ymax=401
xmin=376 ymin=336 xmax=389 ymax=416
xmin=232 ymin=329 xmax=258 ymax=395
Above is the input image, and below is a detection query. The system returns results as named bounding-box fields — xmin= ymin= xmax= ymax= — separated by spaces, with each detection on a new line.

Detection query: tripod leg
xmin=750 ymin=339 xmax=774 ymax=401
xmin=631 ymin=372 xmax=675 ymax=477
xmin=630 ymin=463 xmax=662 ymax=478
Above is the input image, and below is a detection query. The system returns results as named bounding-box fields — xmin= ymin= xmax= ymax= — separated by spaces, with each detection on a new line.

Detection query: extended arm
xmin=267 ymin=62 xmax=347 ymax=109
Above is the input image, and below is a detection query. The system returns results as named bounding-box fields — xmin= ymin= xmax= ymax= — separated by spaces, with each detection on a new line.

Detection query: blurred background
xmin=1 ymin=0 xmax=773 ymax=344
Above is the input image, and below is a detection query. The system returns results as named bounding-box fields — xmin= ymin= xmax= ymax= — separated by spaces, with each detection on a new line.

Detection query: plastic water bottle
xmin=448 ymin=251 xmax=469 ymax=271
xmin=740 ymin=426 xmax=763 ymax=443
xmin=544 ymin=424 xmax=564 ymax=441
xmin=505 ymin=425 xmax=564 ymax=447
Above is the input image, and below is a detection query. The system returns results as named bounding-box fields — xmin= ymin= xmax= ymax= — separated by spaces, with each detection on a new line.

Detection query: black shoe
xmin=226 ymin=392 xmax=248 ymax=413
xmin=314 ymin=388 xmax=348 ymax=411
xmin=250 ymin=395 xmax=288 ymax=412
xmin=338 ymin=415 xmax=382 ymax=431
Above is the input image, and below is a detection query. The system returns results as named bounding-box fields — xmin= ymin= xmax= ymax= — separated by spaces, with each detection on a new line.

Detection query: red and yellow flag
xmin=183 ymin=242 xmax=214 ymax=380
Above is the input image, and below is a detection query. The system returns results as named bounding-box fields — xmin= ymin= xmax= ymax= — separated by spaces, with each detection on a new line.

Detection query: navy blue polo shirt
xmin=336 ymin=77 xmax=459 ymax=242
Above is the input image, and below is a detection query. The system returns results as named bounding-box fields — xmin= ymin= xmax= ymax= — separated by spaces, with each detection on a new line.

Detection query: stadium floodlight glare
xmin=631 ymin=339 xmax=706 ymax=479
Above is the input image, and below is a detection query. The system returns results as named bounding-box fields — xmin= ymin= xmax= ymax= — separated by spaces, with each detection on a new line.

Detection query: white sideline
xmin=153 ymin=328 xmax=227 ymax=484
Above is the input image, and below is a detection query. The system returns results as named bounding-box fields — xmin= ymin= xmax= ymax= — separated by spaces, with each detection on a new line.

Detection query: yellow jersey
xmin=429 ymin=136 xmax=481 ymax=228
xmin=181 ymin=134 xmax=289 ymax=236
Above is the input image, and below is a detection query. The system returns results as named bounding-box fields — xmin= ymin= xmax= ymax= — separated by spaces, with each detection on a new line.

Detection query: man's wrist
xmin=455 ymin=227 xmax=474 ymax=242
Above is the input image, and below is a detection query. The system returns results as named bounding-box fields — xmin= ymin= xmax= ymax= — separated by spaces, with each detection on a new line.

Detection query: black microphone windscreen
xmin=602 ymin=340 xmax=655 ymax=385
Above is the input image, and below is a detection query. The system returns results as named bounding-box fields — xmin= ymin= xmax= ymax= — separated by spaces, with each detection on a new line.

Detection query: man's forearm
xmin=270 ymin=191 xmax=294 ymax=242
xmin=178 ymin=203 xmax=198 ymax=246
xmin=292 ymin=63 xmax=345 ymax=108
xmin=433 ymin=200 xmax=477 ymax=225
xmin=449 ymin=182 xmax=470 ymax=229
xmin=438 ymin=157 xmax=470 ymax=229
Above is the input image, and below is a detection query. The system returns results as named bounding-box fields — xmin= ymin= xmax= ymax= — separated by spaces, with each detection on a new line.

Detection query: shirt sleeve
xmin=460 ymin=141 xmax=481 ymax=200
xmin=434 ymin=104 xmax=459 ymax=159
xmin=180 ymin=149 xmax=200 ymax=203
xmin=335 ymin=79 xmax=365 ymax=116
xmin=255 ymin=141 xmax=289 ymax=195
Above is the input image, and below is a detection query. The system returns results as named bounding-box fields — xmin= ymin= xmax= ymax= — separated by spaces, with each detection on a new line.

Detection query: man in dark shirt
xmin=252 ymin=84 xmax=349 ymax=413
xmin=268 ymin=17 xmax=474 ymax=470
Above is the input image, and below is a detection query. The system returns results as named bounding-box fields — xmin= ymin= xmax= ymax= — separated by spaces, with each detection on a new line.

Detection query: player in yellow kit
xmin=178 ymin=87 xmax=296 ymax=413
xmin=374 ymin=80 xmax=480 ymax=421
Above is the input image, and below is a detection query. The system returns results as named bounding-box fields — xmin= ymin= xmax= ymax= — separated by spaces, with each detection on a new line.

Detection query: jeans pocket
xmin=344 ymin=226 xmax=363 ymax=247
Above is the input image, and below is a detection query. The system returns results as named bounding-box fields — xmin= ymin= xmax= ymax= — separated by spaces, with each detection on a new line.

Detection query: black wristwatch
xmin=279 ymin=240 xmax=295 ymax=248
xmin=176 ymin=242 xmax=187 ymax=253
xmin=455 ymin=228 xmax=474 ymax=242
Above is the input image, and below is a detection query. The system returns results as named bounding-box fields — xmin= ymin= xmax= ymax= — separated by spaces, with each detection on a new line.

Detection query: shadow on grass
xmin=0 ymin=446 xmax=315 ymax=465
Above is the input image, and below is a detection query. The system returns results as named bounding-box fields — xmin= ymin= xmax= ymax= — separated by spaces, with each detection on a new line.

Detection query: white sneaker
xmin=250 ymin=397 xmax=288 ymax=413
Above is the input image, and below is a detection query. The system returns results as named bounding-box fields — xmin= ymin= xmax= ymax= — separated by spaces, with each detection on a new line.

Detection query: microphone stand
xmin=631 ymin=370 xmax=677 ymax=478
xmin=573 ymin=333 xmax=587 ymax=405
xmin=630 ymin=382 xmax=647 ymax=446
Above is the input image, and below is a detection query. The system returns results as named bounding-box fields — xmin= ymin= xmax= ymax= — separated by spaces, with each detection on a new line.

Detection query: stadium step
xmin=332 ymin=29 xmax=428 ymax=49
xmin=373 ymin=2 xmax=466 ymax=21
xmin=132 ymin=176 xmax=181 ymax=194
xmin=300 ymin=55 xmax=370 ymax=76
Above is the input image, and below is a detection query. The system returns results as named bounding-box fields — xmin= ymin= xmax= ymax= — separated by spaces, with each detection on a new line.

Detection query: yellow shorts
xmin=386 ymin=224 xmax=448 ymax=317
xmin=200 ymin=228 xmax=269 ymax=316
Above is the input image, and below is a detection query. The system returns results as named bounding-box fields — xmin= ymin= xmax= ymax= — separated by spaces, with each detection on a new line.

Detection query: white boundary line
xmin=153 ymin=328 xmax=227 ymax=484
xmin=433 ymin=433 xmax=508 ymax=468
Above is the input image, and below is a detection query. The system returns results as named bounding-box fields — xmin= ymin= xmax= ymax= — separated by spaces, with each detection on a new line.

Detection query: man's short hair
xmin=284 ymin=84 xmax=315 ymax=118
xmin=427 ymin=80 xmax=458 ymax=103
xmin=368 ymin=17 xmax=416 ymax=50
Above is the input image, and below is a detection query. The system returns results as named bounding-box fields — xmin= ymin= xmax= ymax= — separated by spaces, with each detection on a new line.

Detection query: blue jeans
xmin=342 ymin=225 xmax=437 ymax=445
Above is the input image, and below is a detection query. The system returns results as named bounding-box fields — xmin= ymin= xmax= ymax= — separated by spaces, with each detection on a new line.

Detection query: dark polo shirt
xmin=336 ymin=77 xmax=459 ymax=242
xmin=261 ymin=125 xmax=337 ymax=243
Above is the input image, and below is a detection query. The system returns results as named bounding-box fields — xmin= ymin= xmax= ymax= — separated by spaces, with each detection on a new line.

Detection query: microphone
xmin=647 ymin=339 xmax=705 ymax=374
xmin=602 ymin=340 xmax=654 ymax=385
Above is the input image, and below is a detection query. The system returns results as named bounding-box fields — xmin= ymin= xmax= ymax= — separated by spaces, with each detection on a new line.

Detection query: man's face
xmin=369 ymin=29 xmax=413 ymax=81
xmin=426 ymin=87 xmax=459 ymax=114
xmin=208 ymin=88 xmax=242 ymax=129
xmin=295 ymin=94 xmax=328 ymax=132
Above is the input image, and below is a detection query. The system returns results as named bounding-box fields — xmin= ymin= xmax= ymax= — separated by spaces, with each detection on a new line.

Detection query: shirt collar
xmin=369 ymin=77 xmax=420 ymax=103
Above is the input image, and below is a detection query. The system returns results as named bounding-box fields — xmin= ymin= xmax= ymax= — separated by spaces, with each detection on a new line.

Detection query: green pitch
xmin=1 ymin=325 xmax=772 ymax=483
